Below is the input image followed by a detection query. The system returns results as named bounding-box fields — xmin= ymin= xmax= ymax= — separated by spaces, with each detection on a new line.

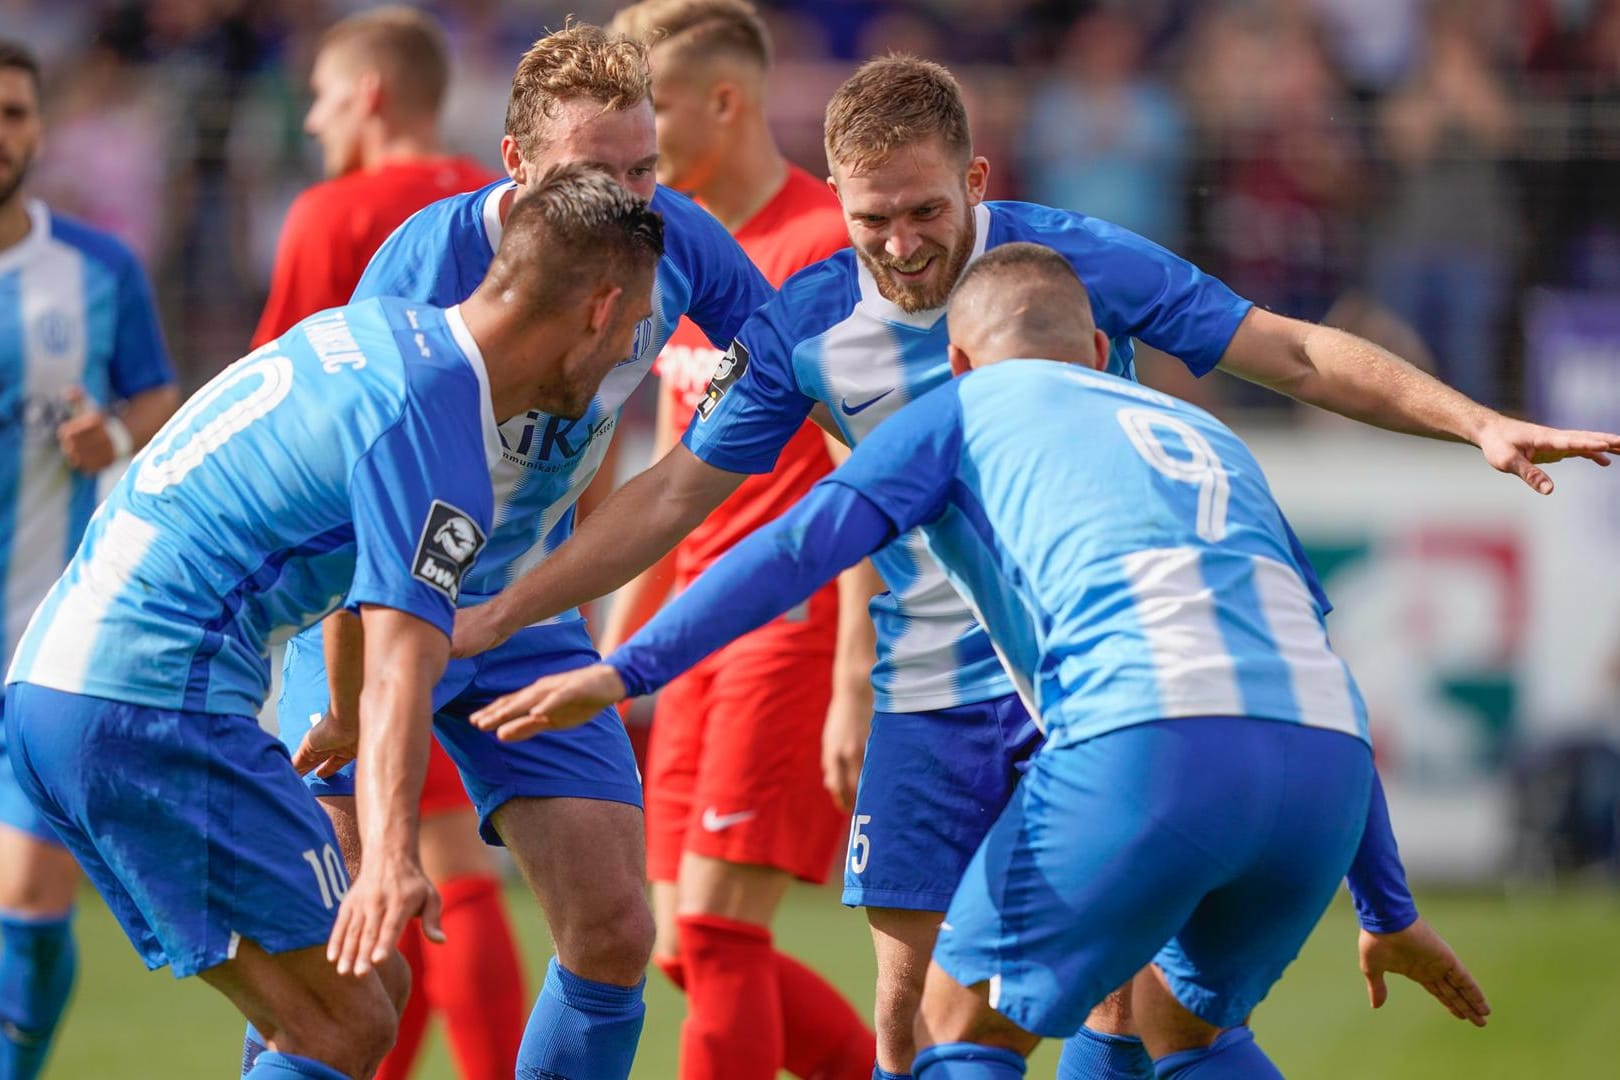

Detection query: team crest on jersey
xmin=412 ymin=500 xmax=487 ymax=601
xmin=697 ymin=340 xmax=749 ymax=421
xmin=35 ymin=311 xmax=73 ymax=356
xmin=616 ymin=316 xmax=655 ymax=368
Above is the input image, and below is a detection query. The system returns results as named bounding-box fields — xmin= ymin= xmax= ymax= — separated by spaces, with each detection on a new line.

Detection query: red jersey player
xmin=606 ymin=4 xmax=878 ymax=1079
xmin=250 ymin=9 xmax=524 ymax=1080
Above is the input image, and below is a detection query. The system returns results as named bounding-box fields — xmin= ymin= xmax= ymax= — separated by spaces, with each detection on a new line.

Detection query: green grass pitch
xmin=42 ymin=884 xmax=1620 ymax=1078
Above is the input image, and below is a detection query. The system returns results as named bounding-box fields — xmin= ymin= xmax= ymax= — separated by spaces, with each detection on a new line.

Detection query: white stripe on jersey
xmin=20 ymin=508 xmax=158 ymax=691
xmin=1250 ymin=555 xmax=1362 ymax=737
xmin=1119 ymin=546 xmax=1243 ymax=718
xmin=4 ymin=232 xmax=86 ymax=658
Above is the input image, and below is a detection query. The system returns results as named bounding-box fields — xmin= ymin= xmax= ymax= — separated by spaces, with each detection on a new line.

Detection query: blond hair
xmin=317 ymin=6 xmax=449 ymax=116
xmin=824 ymin=55 xmax=971 ymax=174
xmin=505 ymin=23 xmax=651 ymax=158
xmin=609 ymin=0 xmax=771 ymax=70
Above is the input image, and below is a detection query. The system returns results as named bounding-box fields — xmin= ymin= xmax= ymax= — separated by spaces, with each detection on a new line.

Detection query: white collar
xmin=0 ymin=200 xmax=52 ymax=277
xmin=481 ymin=181 xmax=516 ymax=254
xmin=855 ymin=201 xmax=992 ymax=329
xmin=443 ymin=304 xmax=503 ymax=470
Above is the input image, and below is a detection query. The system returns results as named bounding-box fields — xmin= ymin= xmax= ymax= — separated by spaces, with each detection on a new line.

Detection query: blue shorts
xmin=843 ymin=694 xmax=1042 ymax=910
xmin=4 ymin=682 xmax=348 ymax=977
xmin=933 ymin=716 xmax=1374 ymax=1036
xmin=278 ymin=618 xmax=642 ymax=845
xmin=0 ymin=693 xmax=64 ymax=845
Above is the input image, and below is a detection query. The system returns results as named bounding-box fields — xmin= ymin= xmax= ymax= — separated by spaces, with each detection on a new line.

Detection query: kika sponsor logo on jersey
xmin=697 ymin=340 xmax=749 ymax=421
xmin=500 ymin=411 xmax=616 ymax=467
xmin=412 ymin=499 xmax=487 ymax=601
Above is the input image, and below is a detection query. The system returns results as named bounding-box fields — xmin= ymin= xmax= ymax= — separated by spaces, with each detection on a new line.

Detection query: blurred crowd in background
xmin=7 ymin=0 xmax=1620 ymax=409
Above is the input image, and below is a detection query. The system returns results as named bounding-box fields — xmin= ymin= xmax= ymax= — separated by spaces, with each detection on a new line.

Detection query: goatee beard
xmin=0 ymin=154 xmax=31 ymax=210
xmin=860 ymin=217 xmax=976 ymax=314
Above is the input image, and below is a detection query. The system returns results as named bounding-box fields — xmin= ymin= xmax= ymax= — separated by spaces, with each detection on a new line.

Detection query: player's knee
xmin=551 ymin=888 xmax=655 ymax=986
xmin=276 ymin=977 xmax=398 ymax=1078
xmin=375 ymin=947 xmax=413 ymax=1018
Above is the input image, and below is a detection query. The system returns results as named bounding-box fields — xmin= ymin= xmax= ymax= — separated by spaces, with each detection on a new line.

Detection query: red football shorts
xmin=419 ymin=738 xmax=475 ymax=818
xmin=644 ymin=591 xmax=846 ymax=884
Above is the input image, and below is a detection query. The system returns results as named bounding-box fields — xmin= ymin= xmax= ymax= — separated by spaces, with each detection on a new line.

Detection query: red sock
xmin=654 ymin=951 xmax=688 ymax=991
xmin=373 ymin=926 xmax=428 ymax=1080
xmin=676 ymin=914 xmax=782 ymax=1080
xmin=421 ymin=874 xmax=528 ymax=1080
xmin=776 ymin=949 xmax=877 ymax=1080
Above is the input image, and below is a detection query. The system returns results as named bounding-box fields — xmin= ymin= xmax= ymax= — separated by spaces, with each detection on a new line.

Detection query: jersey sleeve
xmin=252 ymin=188 xmax=361 ymax=347
xmin=345 ymin=391 xmax=493 ymax=637
xmin=1048 ymin=211 xmax=1253 ymax=377
xmin=820 ymin=382 xmax=963 ymax=533
xmin=108 ymin=245 xmax=176 ymax=399
xmin=679 ymin=299 xmax=818 ymax=475
xmin=659 ymin=191 xmax=775 ymax=349
xmin=609 ymin=481 xmax=899 ymax=697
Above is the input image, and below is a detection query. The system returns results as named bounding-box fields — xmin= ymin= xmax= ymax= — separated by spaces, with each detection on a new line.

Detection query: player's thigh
xmin=6 ymin=683 xmax=349 ymax=978
xmin=418 ymin=806 xmax=498 ymax=884
xmin=644 ymin=661 xmax=709 ymax=886
xmin=845 ymin=695 xmax=1042 ymax=912
xmin=1158 ymin=723 xmax=1373 ymax=1029
xmin=492 ymin=795 xmax=646 ymax=915
xmin=685 ymin=640 xmax=844 ymax=886
xmin=868 ymin=905 xmax=945 ymax=997
xmin=676 ymin=851 xmax=793 ymax=926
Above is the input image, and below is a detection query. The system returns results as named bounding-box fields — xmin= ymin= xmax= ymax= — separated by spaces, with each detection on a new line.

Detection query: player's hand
xmin=1359 ymin=917 xmax=1490 ymax=1027
xmin=328 ymin=851 xmax=443 ymax=978
xmin=1474 ymin=416 xmax=1620 ymax=494
xmin=291 ymin=709 xmax=359 ymax=778
xmin=470 ymin=662 xmax=628 ymax=741
xmin=55 ymin=388 xmax=120 ymax=474
xmin=822 ymin=691 xmax=870 ymax=813
xmin=451 ymin=600 xmax=512 ymax=659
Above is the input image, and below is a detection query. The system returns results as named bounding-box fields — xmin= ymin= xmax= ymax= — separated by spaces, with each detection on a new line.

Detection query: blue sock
xmin=1058 ymin=1026 xmax=1155 ymax=1079
xmin=874 ymin=1069 xmax=912 ymax=1080
xmin=242 ymin=1021 xmax=269 ymax=1075
xmin=0 ymin=910 xmax=77 ymax=1080
xmin=517 ymin=956 xmax=645 ymax=1080
xmin=1154 ymin=1027 xmax=1282 ymax=1079
xmin=913 ymin=1042 xmax=1026 ymax=1079
xmin=244 ymin=1050 xmax=349 ymax=1079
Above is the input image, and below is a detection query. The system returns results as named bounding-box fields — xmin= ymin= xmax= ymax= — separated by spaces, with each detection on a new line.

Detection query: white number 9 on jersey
xmin=1116 ymin=407 xmax=1230 ymax=542
xmin=134 ymin=354 xmax=295 ymax=496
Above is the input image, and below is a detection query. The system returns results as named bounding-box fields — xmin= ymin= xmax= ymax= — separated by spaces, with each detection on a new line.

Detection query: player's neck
xmin=693 ymin=121 xmax=787 ymax=233
xmin=0 ymin=194 xmax=31 ymax=253
xmin=359 ymin=121 xmax=443 ymax=172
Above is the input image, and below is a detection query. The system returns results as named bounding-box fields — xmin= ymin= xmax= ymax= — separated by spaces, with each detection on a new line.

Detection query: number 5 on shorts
xmin=848 ymin=814 xmax=872 ymax=875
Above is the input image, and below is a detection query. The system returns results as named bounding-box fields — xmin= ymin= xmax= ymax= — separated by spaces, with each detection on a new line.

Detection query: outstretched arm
xmin=1219 ymin=308 xmax=1620 ymax=493
xmin=452 ymin=444 xmax=745 ymax=657
xmin=471 ymin=481 xmax=900 ymax=740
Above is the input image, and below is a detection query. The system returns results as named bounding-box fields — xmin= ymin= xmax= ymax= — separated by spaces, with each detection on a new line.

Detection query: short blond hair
xmin=318 ymin=6 xmax=450 ymax=116
xmin=505 ymin=23 xmax=652 ymax=158
xmin=609 ymin=0 xmax=771 ymax=70
xmin=824 ymin=55 xmax=971 ymax=174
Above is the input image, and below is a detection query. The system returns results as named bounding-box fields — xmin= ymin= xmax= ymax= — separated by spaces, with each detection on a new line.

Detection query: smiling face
xmin=831 ymin=136 xmax=988 ymax=314
xmin=506 ymin=96 xmax=659 ymax=203
xmin=0 ymin=67 xmax=42 ymax=209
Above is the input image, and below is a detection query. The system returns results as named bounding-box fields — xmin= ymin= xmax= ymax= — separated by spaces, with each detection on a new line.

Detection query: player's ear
xmin=948 ymin=343 xmax=972 ymax=377
xmin=500 ymin=135 xmax=526 ymax=184
xmin=1089 ymin=328 xmax=1110 ymax=371
xmin=587 ymin=283 xmax=625 ymax=334
xmin=712 ymin=81 xmax=737 ymax=123
xmin=357 ymin=69 xmax=384 ymax=118
xmin=964 ymin=156 xmax=990 ymax=206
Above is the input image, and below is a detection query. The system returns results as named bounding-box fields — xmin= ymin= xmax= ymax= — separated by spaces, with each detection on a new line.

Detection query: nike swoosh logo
xmin=839 ymin=388 xmax=895 ymax=415
xmin=700 ymin=807 xmax=757 ymax=832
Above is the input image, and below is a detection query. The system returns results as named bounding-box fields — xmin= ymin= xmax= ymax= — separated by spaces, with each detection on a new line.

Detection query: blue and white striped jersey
xmin=354 ymin=179 xmax=771 ymax=625
xmin=0 ymin=200 xmax=174 ymax=663
xmin=684 ymin=201 xmax=1252 ymax=711
xmin=7 ymin=298 xmax=499 ymax=717
xmin=829 ymin=360 xmax=1367 ymax=746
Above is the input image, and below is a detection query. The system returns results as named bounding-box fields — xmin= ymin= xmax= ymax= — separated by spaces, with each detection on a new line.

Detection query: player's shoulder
xmin=753 ymin=250 xmax=861 ymax=342
xmin=650 ymin=184 xmax=749 ymax=261
xmin=389 ymin=177 xmax=507 ymax=246
xmin=987 ymin=200 xmax=1156 ymax=256
xmin=42 ymin=204 xmax=142 ymax=277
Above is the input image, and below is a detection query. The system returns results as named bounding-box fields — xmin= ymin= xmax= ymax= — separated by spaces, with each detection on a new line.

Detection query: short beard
xmin=0 ymin=152 xmax=32 ymax=209
xmin=858 ymin=212 xmax=976 ymax=314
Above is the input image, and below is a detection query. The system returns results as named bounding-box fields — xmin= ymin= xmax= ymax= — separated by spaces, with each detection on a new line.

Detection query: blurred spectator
xmin=1367 ymin=0 xmax=1521 ymax=408
xmin=1017 ymin=8 xmax=1186 ymax=245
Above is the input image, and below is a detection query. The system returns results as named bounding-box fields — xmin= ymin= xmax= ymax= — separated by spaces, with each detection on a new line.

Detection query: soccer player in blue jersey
xmin=273 ymin=24 xmax=772 ymax=1080
xmin=3 ymin=165 xmax=663 ymax=1080
xmin=0 ymin=39 xmax=180 ymax=1080
xmin=451 ymin=55 xmax=1619 ymax=1080
xmin=468 ymin=243 xmax=1502 ymax=1077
